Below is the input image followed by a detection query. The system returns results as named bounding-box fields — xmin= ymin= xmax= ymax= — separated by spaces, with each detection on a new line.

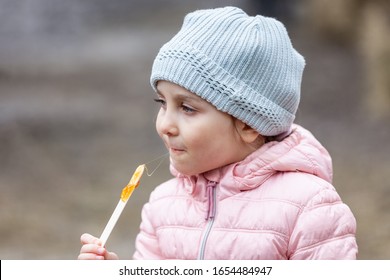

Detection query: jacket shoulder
xmin=266 ymin=172 xmax=358 ymax=259
xmin=260 ymin=171 xmax=339 ymax=207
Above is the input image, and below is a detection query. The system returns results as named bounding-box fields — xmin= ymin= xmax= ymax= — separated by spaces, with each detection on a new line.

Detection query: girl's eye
xmin=154 ymin=98 xmax=166 ymax=107
xmin=182 ymin=104 xmax=195 ymax=113
xmin=154 ymin=97 xmax=196 ymax=113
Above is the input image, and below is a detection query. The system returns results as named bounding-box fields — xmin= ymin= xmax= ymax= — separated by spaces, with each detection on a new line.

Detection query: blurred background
xmin=0 ymin=0 xmax=389 ymax=259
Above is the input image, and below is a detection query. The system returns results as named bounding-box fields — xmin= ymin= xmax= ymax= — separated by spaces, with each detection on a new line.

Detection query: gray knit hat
xmin=150 ymin=6 xmax=305 ymax=136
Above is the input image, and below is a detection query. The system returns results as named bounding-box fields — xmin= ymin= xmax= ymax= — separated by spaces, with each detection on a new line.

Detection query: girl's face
xmin=155 ymin=81 xmax=253 ymax=176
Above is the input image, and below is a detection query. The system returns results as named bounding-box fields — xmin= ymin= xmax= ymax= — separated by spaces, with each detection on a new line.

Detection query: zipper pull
xmin=206 ymin=181 xmax=217 ymax=220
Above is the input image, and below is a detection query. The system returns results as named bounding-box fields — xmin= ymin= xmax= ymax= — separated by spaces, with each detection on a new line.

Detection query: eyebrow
xmin=156 ymin=88 xmax=204 ymax=104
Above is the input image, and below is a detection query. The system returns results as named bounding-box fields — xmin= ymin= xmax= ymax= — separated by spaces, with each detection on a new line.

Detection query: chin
xmin=171 ymin=163 xmax=199 ymax=177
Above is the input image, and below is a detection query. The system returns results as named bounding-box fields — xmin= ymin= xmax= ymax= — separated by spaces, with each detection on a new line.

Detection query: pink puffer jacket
xmin=133 ymin=125 xmax=358 ymax=259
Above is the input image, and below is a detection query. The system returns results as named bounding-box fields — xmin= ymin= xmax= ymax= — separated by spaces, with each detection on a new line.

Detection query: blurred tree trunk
xmin=306 ymin=0 xmax=390 ymax=118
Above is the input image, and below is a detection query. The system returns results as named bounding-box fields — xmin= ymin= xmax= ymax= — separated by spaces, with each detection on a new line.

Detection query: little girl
xmin=79 ymin=6 xmax=358 ymax=260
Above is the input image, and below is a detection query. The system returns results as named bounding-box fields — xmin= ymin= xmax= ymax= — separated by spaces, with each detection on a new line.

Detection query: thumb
xmin=104 ymin=250 xmax=119 ymax=260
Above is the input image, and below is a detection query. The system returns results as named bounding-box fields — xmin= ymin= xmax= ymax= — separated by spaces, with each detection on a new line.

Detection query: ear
xmin=234 ymin=119 xmax=261 ymax=144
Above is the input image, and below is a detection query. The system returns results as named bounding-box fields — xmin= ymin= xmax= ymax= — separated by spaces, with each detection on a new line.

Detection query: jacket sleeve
xmin=287 ymin=187 xmax=358 ymax=260
xmin=133 ymin=200 xmax=163 ymax=260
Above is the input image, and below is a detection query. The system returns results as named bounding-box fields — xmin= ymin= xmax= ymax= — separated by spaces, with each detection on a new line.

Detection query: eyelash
xmin=154 ymin=98 xmax=166 ymax=106
xmin=154 ymin=98 xmax=196 ymax=113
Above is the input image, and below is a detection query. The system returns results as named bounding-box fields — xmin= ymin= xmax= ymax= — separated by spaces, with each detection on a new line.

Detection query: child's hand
xmin=78 ymin=233 xmax=119 ymax=260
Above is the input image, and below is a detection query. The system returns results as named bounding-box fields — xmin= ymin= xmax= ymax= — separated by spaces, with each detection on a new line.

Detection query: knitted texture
xmin=150 ymin=6 xmax=305 ymax=136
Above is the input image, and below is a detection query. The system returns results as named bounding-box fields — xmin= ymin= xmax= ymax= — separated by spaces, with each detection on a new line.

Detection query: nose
xmin=156 ymin=108 xmax=179 ymax=136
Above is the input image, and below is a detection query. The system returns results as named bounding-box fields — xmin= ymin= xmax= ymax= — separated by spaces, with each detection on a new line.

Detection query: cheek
xmin=188 ymin=122 xmax=233 ymax=156
xmin=155 ymin=116 xmax=160 ymax=135
xmin=155 ymin=111 xmax=163 ymax=137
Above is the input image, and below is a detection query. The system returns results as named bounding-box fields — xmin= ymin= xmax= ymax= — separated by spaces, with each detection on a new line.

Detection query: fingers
xmin=78 ymin=233 xmax=104 ymax=260
xmin=105 ymin=251 xmax=119 ymax=260
xmin=78 ymin=252 xmax=105 ymax=260
xmin=78 ymin=243 xmax=106 ymax=260
xmin=80 ymin=233 xmax=102 ymax=246
xmin=78 ymin=233 xmax=119 ymax=260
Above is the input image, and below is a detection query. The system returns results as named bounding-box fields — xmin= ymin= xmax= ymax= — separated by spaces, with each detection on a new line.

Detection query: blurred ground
xmin=0 ymin=0 xmax=389 ymax=259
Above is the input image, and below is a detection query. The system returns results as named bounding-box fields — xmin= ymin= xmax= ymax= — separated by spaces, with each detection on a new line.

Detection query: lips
xmin=161 ymin=135 xmax=186 ymax=154
xmin=169 ymin=146 xmax=185 ymax=154
xmin=165 ymin=141 xmax=185 ymax=154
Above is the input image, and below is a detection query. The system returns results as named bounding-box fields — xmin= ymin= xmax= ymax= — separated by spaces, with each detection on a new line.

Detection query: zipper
xmin=197 ymin=181 xmax=217 ymax=260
